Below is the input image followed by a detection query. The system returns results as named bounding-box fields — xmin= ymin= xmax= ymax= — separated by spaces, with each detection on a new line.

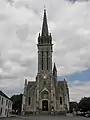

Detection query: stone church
xmin=22 ymin=9 xmax=69 ymax=115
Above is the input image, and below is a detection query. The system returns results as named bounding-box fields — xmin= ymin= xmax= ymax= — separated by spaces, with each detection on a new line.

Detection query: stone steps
xmin=39 ymin=111 xmax=50 ymax=115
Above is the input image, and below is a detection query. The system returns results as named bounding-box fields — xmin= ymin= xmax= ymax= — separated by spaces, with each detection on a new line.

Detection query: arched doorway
xmin=42 ymin=100 xmax=48 ymax=111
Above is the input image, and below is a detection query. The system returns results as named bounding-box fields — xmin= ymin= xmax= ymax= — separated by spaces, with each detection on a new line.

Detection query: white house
xmin=0 ymin=90 xmax=12 ymax=118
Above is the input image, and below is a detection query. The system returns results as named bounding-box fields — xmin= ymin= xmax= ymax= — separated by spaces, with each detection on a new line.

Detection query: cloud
xmin=68 ymin=80 xmax=90 ymax=102
xmin=0 ymin=0 xmax=89 ymax=101
xmin=16 ymin=24 xmax=29 ymax=41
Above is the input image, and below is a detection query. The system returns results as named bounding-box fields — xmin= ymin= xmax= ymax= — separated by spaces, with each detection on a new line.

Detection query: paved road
xmin=2 ymin=116 xmax=90 ymax=120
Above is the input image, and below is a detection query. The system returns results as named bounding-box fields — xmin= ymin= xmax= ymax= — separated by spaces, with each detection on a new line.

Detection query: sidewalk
xmin=0 ymin=115 xmax=17 ymax=119
xmin=66 ymin=113 xmax=73 ymax=116
xmin=0 ymin=116 xmax=5 ymax=119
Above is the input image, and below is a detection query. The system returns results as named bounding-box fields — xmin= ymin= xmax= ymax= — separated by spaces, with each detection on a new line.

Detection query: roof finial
xmin=44 ymin=5 xmax=46 ymax=10
xmin=44 ymin=5 xmax=46 ymax=17
xmin=25 ymin=78 xmax=27 ymax=86
xmin=44 ymin=5 xmax=46 ymax=16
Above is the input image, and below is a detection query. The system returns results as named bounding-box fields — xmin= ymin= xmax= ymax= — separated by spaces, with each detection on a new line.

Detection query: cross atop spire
xmin=41 ymin=7 xmax=49 ymax=37
xmin=44 ymin=5 xmax=46 ymax=9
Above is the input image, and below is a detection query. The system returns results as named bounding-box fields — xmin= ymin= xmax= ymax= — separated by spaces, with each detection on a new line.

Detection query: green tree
xmin=78 ymin=97 xmax=90 ymax=112
xmin=10 ymin=94 xmax=23 ymax=114
xmin=69 ymin=102 xmax=78 ymax=113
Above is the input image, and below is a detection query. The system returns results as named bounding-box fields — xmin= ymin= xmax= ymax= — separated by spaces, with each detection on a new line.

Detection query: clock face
xmin=43 ymin=75 xmax=47 ymax=79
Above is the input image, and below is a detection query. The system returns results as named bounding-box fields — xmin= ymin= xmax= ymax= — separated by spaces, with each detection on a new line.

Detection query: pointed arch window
xmin=28 ymin=97 xmax=31 ymax=105
xmin=47 ymin=51 xmax=48 ymax=70
xmin=42 ymin=52 xmax=43 ymax=70
xmin=60 ymin=97 xmax=62 ymax=105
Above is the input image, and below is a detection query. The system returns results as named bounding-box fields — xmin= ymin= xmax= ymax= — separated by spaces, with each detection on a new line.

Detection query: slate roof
xmin=0 ymin=90 xmax=11 ymax=100
xmin=58 ymin=81 xmax=64 ymax=88
xmin=27 ymin=81 xmax=36 ymax=90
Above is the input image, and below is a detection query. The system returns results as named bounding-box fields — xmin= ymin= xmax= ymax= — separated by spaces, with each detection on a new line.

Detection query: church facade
xmin=22 ymin=9 xmax=69 ymax=115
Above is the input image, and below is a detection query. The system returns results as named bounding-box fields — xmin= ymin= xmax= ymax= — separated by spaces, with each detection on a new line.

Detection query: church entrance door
xmin=42 ymin=100 xmax=48 ymax=111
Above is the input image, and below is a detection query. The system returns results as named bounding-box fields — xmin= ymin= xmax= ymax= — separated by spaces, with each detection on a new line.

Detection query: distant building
xmin=22 ymin=9 xmax=70 ymax=115
xmin=0 ymin=91 xmax=12 ymax=118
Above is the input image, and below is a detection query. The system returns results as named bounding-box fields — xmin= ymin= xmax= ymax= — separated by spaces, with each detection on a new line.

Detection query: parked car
xmin=76 ymin=111 xmax=86 ymax=116
xmin=85 ymin=113 xmax=90 ymax=117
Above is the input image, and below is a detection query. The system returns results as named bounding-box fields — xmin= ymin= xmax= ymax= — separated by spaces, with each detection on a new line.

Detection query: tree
xmin=78 ymin=97 xmax=90 ymax=112
xmin=69 ymin=102 xmax=78 ymax=113
xmin=10 ymin=94 xmax=23 ymax=114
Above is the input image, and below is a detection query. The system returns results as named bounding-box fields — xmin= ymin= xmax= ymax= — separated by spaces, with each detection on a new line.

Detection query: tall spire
xmin=41 ymin=7 xmax=48 ymax=37
xmin=24 ymin=79 xmax=27 ymax=86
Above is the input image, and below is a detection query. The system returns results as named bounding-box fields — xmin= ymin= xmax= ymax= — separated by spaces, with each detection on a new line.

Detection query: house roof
xmin=0 ymin=90 xmax=11 ymax=101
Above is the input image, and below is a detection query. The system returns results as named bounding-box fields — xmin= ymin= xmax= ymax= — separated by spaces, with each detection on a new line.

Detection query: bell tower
xmin=37 ymin=8 xmax=53 ymax=73
xmin=36 ymin=8 xmax=55 ymax=113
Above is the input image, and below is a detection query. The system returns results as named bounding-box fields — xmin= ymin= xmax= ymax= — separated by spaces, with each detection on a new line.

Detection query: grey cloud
xmin=0 ymin=0 xmax=90 ymax=101
xmin=0 ymin=85 xmax=23 ymax=97
xmin=0 ymin=74 xmax=20 ymax=80
xmin=69 ymin=80 xmax=90 ymax=102
xmin=16 ymin=24 xmax=29 ymax=41
xmin=0 ymin=14 xmax=8 ymax=21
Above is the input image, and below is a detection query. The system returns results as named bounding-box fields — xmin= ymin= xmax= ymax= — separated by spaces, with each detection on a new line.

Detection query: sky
xmin=0 ymin=0 xmax=90 ymax=102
